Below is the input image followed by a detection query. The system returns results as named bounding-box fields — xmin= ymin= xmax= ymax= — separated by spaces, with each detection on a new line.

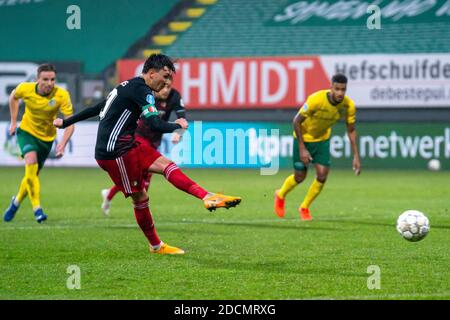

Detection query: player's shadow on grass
xmin=112 ymin=220 xmax=341 ymax=233
xmin=191 ymin=220 xmax=341 ymax=232
xmin=318 ymin=218 xmax=450 ymax=230
xmin=427 ymin=224 xmax=450 ymax=230
xmin=107 ymin=224 xmax=232 ymax=236
xmin=318 ymin=218 xmax=393 ymax=228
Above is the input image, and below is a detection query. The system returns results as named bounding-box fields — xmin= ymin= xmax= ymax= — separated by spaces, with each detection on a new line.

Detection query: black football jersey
xmin=94 ymin=77 xmax=160 ymax=160
xmin=61 ymin=76 xmax=182 ymax=160
xmin=135 ymin=88 xmax=186 ymax=148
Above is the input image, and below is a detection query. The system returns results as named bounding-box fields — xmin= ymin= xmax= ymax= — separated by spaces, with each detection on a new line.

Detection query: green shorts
xmin=16 ymin=128 xmax=53 ymax=170
xmin=293 ymin=138 xmax=331 ymax=171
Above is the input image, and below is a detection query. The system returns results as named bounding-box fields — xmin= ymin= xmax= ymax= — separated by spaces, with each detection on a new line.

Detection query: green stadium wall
xmin=0 ymin=0 xmax=178 ymax=74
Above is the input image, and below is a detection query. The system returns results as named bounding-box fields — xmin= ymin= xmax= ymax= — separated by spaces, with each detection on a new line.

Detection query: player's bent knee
xmin=294 ymin=171 xmax=307 ymax=183
xmin=131 ymin=190 xmax=148 ymax=203
xmin=24 ymin=152 xmax=38 ymax=165
xmin=148 ymin=156 xmax=171 ymax=174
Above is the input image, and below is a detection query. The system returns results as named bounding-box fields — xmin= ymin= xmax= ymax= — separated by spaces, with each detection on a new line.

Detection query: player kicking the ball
xmin=274 ymin=74 xmax=360 ymax=221
xmin=100 ymin=76 xmax=186 ymax=216
xmin=54 ymin=54 xmax=241 ymax=255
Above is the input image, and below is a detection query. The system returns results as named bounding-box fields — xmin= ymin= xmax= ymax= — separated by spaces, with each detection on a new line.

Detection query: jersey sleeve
xmin=60 ymin=90 xmax=74 ymax=117
xmin=62 ymin=100 xmax=105 ymax=128
xmin=346 ymin=98 xmax=356 ymax=124
xmin=13 ymin=83 xmax=27 ymax=99
xmin=143 ymin=115 xmax=182 ymax=133
xmin=298 ymin=94 xmax=318 ymax=118
xmin=172 ymin=90 xmax=186 ymax=119
xmin=134 ymin=84 xmax=159 ymax=119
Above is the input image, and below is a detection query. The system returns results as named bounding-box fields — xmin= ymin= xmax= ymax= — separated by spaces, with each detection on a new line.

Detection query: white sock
xmin=202 ymin=192 xmax=214 ymax=200
xmin=152 ymin=241 xmax=163 ymax=250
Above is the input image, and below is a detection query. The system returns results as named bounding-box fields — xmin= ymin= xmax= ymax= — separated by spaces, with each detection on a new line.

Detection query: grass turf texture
xmin=0 ymin=167 xmax=449 ymax=300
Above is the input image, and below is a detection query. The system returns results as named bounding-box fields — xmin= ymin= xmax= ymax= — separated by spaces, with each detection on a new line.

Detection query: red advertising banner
xmin=117 ymin=57 xmax=330 ymax=109
xmin=117 ymin=59 xmax=145 ymax=84
xmin=117 ymin=55 xmax=450 ymax=108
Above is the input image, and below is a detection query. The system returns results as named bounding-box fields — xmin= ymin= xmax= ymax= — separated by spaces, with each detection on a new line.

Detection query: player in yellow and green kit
xmin=274 ymin=74 xmax=361 ymax=220
xmin=3 ymin=64 xmax=74 ymax=223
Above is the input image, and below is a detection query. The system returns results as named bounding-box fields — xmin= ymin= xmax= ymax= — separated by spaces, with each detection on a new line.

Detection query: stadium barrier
xmin=1 ymin=121 xmax=448 ymax=171
xmin=0 ymin=61 xmax=82 ymax=120
xmin=117 ymin=54 xmax=450 ymax=109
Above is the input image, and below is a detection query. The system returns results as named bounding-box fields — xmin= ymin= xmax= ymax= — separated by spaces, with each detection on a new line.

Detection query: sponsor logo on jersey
xmin=48 ymin=99 xmax=56 ymax=107
xmin=146 ymin=94 xmax=155 ymax=105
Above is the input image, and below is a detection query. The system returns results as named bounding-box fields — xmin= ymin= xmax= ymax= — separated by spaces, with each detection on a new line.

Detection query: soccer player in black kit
xmin=54 ymin=54 xmax=241 ymax=255
xmin=100 ymin=77 xmax=186 ymax=215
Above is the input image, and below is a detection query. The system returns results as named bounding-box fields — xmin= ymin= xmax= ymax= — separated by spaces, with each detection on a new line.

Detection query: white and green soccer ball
xmin=396 ymin=210 xmax=430 ymax=242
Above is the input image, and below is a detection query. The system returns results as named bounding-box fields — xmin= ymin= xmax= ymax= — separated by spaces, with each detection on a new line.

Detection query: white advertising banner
xmin=320 ymin=54 xmax=450 ymax=108
xmin=0 ymin=122 xmax=97 ymax=167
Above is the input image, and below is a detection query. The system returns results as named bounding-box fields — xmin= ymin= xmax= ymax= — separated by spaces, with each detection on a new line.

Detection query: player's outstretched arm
xmin=144 ymin=114 xmax=187 ymax=133
xmin=54 ymin=100 xmax=105 ymax=129
xmin=346 ymin=122 xmax=361 ymax=176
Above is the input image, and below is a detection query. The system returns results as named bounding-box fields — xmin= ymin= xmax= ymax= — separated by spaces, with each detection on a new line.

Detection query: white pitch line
xmin=0 ymin=216 xmax=402 ymax=231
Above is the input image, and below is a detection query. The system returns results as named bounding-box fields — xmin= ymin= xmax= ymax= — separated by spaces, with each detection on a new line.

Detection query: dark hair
xmin=142 ymin=54 xmax=176 ymax=74
xmin=331 ymin=73 xmax=348 ymax=84
xmin=37 ymin=63 xmax=56 ymax=75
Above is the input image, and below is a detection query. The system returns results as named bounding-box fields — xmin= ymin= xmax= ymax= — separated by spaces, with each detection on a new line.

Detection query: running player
xmin=3 ymin=63 xmax=74 ymax=223
xmin=274 ymin=74 xmax=361 ymax=220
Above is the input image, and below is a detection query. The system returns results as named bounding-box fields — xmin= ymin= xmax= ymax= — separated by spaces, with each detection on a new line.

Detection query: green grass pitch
xmin=0 ymin=167 xmax=449 ymax=300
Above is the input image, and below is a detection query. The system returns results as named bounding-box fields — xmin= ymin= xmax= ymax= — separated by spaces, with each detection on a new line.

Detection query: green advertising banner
xmin=158 ymin=122 xmax=449 ymax=170
xmin=329 ymin=122 xmax=450 ymax=170
xmin=273 ymin=122 xmax=450 ymax=170
xmin=268 ymin=0 xmax=450 ymax=26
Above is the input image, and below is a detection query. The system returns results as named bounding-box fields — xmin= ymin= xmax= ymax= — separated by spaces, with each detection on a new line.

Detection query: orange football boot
xmin=204 ymin=193 xmax=242 ymax=212
xmin=274 ymin=190 xmax=285 ymax=218
xmin=299 ymin=207 xmax=313 ymax=221
xmin=150 ymin=243 xmax=185 ymax=255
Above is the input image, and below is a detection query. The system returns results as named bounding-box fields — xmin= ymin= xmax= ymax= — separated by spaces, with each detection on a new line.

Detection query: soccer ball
xmin=396 ymin=210 xmax=430 ymax=242
xmin=427 ymin=159 xmax=441 ymax=171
